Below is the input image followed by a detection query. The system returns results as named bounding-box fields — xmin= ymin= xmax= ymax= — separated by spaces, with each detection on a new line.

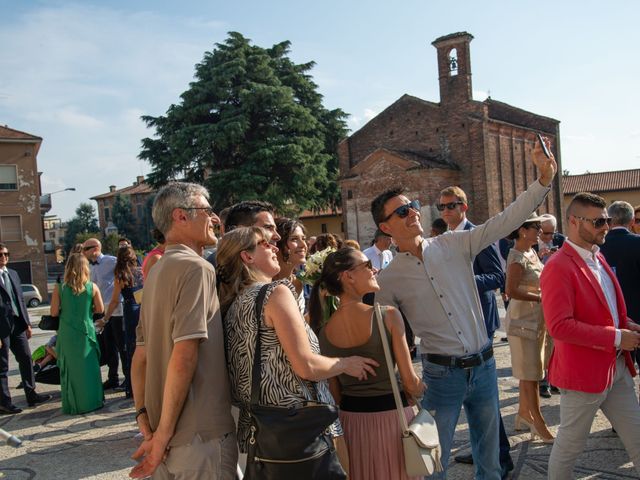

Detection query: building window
xmin=321 ymin=223 xmax=328 ymax=233
xmin=0 ymin=165 xmax=18 ymax=190
xmin=347 ymin=190 xmax=353 ymax=200
xmin=0 ymin=216 xmax=22 ymax=241
xmin=104 ymin=208 xmax=110 ymax=221
xmin=448 ymin=48 xmax=458 ymax=76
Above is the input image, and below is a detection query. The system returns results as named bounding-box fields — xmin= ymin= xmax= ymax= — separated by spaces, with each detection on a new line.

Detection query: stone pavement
xmin=0 ymin=306 xmax=638 ymax=479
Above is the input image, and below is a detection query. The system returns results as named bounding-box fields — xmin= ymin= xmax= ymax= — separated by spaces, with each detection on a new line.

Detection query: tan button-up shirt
xmin=376 ymin=180 xmax=550 ymax=356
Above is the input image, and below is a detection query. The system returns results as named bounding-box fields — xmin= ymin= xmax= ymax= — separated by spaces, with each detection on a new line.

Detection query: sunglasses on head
xmin=574 ymin=215 xmax=612 ymax=229
xmin=383 ymin=200 xmax=421 ymax=222
xmin=436 ymin=201 xmax=465 ymax=212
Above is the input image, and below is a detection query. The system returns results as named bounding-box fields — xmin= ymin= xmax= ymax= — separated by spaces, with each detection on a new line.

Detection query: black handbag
xmin=38 ymin=315 xmax=59 ymax=331
xmin=244 ymin=284 xmax=346 ymax=480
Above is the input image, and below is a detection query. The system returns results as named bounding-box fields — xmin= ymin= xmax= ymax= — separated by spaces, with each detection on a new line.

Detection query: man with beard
xmin=542 ymin=192 xmax=640 ymax=478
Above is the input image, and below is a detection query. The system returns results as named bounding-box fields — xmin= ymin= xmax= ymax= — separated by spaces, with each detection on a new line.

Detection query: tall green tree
xmin=63 ymin=203 xmax=100 ymax=254
xmin=139 ymin=32 xmax=348 ymax=214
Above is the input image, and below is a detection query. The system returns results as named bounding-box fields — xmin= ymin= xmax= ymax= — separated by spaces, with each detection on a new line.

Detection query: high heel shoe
xmin=529 ymin=422 xmax=555 ymax=444
xmin=514 ymin=414 xmax=532 ymax=431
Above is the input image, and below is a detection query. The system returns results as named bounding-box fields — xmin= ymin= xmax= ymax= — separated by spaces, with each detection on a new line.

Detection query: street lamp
xmin=40 ymin=187 xmax=76 ymax=214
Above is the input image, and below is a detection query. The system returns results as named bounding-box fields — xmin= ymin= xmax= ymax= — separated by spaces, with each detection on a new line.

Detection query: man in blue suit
xmin=600 ymin=201 xmax=640 ymax=367
xmin=0 ymin=243 xmax=51 ymax=413
xmin=438 ymin=187 xmax=513 ymax=478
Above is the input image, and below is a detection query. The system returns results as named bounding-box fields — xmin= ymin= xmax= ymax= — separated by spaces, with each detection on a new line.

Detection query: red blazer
xmin=540 ymin=242 xmax=636 ymax=393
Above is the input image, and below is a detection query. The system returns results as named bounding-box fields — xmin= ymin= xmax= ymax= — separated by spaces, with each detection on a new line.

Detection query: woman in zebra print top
xmin=216 ymin=226 xmax=379 ymax=456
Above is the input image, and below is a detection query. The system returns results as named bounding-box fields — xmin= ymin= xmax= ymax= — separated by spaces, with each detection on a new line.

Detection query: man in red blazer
xmin=541 ymin=192 xmax=640 ymax=479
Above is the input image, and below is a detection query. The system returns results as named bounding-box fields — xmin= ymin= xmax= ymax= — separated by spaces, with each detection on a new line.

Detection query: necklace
xmin=337 ymin=300 xmax=360 ymax=309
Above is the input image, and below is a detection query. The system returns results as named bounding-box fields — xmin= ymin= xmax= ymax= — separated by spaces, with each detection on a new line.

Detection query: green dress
xmin=57 ymin=282 xmax=104 ymax=414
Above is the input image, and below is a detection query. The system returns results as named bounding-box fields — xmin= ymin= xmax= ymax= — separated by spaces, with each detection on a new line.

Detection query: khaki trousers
xmin=548 ymin=356 xmax=640 ymax=479
xmin=153 ymin=432 xmax=238 ymax=480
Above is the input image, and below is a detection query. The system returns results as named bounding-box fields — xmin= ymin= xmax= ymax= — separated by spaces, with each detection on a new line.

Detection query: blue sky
xmin=1 ymin=1 xmax=639 ymax=220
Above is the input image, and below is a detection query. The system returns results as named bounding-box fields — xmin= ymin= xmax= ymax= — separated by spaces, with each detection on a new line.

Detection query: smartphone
xmin=537 ymin=133 xmax=551 ymax=159
xmin=550 ymin=246 xmax=559 ymax=252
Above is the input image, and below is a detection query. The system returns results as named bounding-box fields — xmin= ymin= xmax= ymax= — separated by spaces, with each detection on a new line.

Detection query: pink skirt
xmin=339 ymin=406 xmax=421 ymax=480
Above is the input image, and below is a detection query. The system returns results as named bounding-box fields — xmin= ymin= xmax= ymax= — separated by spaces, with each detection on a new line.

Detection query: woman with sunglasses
xmin=505 ymin=213 xmax=554 ymax=443
xmin=217 ymin=227 xmax=378 ymax=475
xmin=310 ymin=247 xmax=425 ymax=480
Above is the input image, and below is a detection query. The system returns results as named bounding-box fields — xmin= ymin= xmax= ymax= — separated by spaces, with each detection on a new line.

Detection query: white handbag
xmin=374 ymin=303 xmax=443 ymax=476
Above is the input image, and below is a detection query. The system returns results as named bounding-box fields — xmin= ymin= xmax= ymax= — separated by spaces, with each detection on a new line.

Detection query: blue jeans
xmin=421 ymin=353 xmax=501 ymax=480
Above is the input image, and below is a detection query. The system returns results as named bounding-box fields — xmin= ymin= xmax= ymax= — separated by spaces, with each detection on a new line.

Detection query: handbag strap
xmin=250 ymin=284 xmax=271 ymax=406
xmin=374 ymin=303 xmax=410 ymax=434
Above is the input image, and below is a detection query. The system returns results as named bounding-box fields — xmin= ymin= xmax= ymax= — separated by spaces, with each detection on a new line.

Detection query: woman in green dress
xmin=50 ymin=253 xmax=105 ymax=414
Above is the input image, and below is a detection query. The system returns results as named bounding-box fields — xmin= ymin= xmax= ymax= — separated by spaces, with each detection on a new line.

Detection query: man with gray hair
xmin=600 ymin=200 xmax=640 ymax=367
xmin=130 ymin=182 xmax=236 ymax=479
xmin=536 ymin=213 xmax=565 ymax=264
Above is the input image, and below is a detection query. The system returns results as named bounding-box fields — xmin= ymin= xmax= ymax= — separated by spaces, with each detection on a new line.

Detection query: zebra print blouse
xmin=223 ymin=280 xmax=342 ymax=453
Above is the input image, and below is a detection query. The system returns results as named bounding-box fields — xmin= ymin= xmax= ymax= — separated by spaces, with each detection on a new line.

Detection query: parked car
xmin=21 ymin=284 xmax=42 ymax=308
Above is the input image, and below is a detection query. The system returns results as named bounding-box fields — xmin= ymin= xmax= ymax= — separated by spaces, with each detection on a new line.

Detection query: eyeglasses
xmin=525 ymin=223 xmax=542 ymax=230
xmin=256 ymin=239 xmax=272 ymax=249
xmin=574 ymin=215 xmax=612 ymax=229
xmin=350 ymin=259 xmax=374 ymax=271
xmin=382 ymin=200 xmax=421 ymax=222
xmin=436 ymin=201 xmax=465 ymax=212
xmin=83 ymin=245 xmax=97 ymax=252
xmin=180 ymin=206 xmax=217 ymax=217
xmin=0 ymin=252 xmax=9 ymax=257
xmin=540 ymin=230 xmax=555 ymax=236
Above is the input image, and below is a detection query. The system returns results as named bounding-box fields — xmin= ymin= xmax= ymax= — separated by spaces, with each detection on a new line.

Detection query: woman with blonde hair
xmin=50 ymin=253 xmax=104 ymax=414
xmin=218 ymin=227 xmax=378 ymax=477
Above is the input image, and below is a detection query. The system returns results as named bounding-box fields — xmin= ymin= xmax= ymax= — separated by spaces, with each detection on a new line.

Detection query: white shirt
xmin=363 ymin=244 xmax=393 ymax=271
xmin=565 ymin=239 xmax=621 ymax=347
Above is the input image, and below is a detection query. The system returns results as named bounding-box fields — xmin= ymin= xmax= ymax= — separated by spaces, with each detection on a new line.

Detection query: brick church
xmin=338 ymin=32 xmax=564 ymax=244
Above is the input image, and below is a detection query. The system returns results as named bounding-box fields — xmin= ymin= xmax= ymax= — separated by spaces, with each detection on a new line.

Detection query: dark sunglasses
xmin=383 ymin=200 xmax=421 ymax=222
xmin=180 ymin=206 xmax=217 ymax=217
xmin=83 ymin=245 xmax=97 ymax=251
xmin=525 ymin=223 xmax=542 ymax=230
xmin=0 ymin=252 xmax=9 ymax=257
xmin=350 ymin=259 xmax=373 ymax=271
xmin=436 ymin=201 xmax=465 ymax=212
xmin=574 ymin=215 xmax=612 ymax=229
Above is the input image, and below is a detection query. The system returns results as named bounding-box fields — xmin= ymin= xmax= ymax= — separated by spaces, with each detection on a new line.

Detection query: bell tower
xmin=432 ymin=32 xmax=474 ymax=105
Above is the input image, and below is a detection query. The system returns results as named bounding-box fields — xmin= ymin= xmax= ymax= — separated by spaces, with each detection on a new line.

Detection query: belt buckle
xmin=458 ymin=354 xmax=478 ymax=369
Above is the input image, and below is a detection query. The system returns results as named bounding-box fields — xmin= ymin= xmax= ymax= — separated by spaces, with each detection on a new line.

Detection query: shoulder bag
xmin=244 ymin=284 xmax=346 ymax=480
xmin=374 ymin=303 xmax=443 ymax=476
xmin=38 ymin=315 xmax=59 ymax=331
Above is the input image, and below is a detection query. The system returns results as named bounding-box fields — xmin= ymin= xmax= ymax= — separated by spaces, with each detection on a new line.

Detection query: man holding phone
xmin=373 ymin=138 xmax=556 ymax=480
xmin=536 ymin=214 xmax=565 ymax=264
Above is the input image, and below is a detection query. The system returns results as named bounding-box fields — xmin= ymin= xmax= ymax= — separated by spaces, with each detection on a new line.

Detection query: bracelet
xmin=135 ymin=407 xmax=147 ymax=421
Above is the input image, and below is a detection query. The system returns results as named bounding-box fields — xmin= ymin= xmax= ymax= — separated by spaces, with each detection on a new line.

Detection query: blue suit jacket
xmin=599 ymin=228 xmax=640 ymax=322
xmin=0 ymin=268 xmax=30 ymax=338
xmin=465 ymin=221 xmax=505 ymax=338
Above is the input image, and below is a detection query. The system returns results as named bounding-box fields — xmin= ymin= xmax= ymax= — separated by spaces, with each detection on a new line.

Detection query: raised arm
xmin=464 ymin=139 xmax=557 ymax=257
xmin=266 ymin=284 xmax=379 ymax=382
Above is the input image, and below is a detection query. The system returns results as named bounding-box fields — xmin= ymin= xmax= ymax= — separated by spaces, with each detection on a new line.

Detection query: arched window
xmin=448 ymin=48 xmax=458 ymax=76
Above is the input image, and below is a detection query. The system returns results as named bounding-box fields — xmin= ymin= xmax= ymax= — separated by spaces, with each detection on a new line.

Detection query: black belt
xmin=425 ymin=346 xmax=493 ymax=369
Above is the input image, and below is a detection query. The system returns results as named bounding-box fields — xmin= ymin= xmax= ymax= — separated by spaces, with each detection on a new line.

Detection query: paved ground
xmin=0 ymin=305 xmax=638 ymax=479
